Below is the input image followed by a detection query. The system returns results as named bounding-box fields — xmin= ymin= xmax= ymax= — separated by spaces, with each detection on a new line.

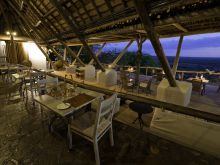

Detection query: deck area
xmin=0 ymin=93 xmax=220 ymax=164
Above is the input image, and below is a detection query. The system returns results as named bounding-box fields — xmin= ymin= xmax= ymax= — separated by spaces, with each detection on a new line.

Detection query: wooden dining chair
xmin=68 ymin=93 xmax=117 ymax=165
xmin=192 ymin=79 xmax=204 ymax=95
xmin=120 ymin=71 xmax=134 ymax=92
xmin=6 ymin=81 xmax=23 ymax=103
xmin=25 ymin=72 xmax=46 ymax=103
xmin=138 ymin=78 xmax=153 ymax=95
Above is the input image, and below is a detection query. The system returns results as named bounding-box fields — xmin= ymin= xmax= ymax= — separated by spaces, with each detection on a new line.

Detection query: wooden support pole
xmin=111 ymin=40 xmax=134 ymax=67
xmin=63 ymin=48 xmax=67 ymax=61
xmin=172 ymin=35 xmax=184 ymax=76
xmin=50 ymin=47 xmax=69 ymax=66
xmin=135 ymin=37 xmax=145 ymax=87
xmin=10 ymin=35 xmax=18 ymax=64
xmin=51 ymin=0 xmax=105 ymax=72
xmin=72 ymin=46 xmax=84 ymax=65
xmin=134 ymin=0 xmax=177 ymax=87
xmin=88 ymin=43 xmax=106 ymax=65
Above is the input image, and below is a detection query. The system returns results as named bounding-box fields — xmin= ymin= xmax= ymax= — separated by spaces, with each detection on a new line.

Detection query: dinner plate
xmin=57 ymin=103 xmax=71 ymax=110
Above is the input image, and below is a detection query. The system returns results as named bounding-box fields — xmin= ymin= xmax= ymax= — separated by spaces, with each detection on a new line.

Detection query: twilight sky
xmin=103 ymin=32 xmax=220 ymax=57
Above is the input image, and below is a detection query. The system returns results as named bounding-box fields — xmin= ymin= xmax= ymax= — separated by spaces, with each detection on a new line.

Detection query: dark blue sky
xmin=103 ymin=33 xmax=220 ymax=57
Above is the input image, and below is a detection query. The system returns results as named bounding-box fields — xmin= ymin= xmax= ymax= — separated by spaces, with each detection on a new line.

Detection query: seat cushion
xmin=70 ymin=111 xmax=110 ymax=138
xmin=139 ymin=82 xmax=148 ymax=88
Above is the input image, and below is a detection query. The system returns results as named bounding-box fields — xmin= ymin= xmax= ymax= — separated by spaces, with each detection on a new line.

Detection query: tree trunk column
xmin=135 ymin=39 xmax=143 ymax=87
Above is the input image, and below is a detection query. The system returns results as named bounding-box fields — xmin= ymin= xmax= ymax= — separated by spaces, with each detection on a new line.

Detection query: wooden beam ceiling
xmin=91 ymin=0 xmax=102 ymax=17
xmin=50 ymin=0 xmax=105 ymax=72
xmin=8 ymin=0 xmax=85 ymax=66
xmin=104 ymin=0 xmax=114 ymax=13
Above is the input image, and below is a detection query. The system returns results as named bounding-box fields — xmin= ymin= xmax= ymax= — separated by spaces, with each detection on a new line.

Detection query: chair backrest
xmin=146 ymin=78 xmax=153 ymax=91
xmin=46 ymin=76 xmax=58 ymax=86
xmin=178 ymin=74 xmax=183 ymax=81
xmin=93 ymin=93 xmax=117 ymax=138
xmin=8 ymin=81 xmax=22 ymax=96
xmin=192 ymin=79 xmax=203 ymax=92
xmin=30 ymin=72 xmax=46 ymax=82
xmin=120 ymin=71 xmax=130 ymax=88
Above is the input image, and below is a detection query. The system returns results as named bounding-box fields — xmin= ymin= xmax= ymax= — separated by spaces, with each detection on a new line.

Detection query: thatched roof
xmin=1 ymin=0 xmax=220 ymax=44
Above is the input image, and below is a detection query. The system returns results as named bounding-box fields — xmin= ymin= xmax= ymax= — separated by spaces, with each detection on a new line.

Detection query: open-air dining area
xmin=1 ymin=0 xmax=220 ymax=164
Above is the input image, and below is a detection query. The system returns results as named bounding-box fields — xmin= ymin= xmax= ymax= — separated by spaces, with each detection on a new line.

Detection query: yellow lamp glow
xmin=6 ymin=31 xmax=10 ymax=35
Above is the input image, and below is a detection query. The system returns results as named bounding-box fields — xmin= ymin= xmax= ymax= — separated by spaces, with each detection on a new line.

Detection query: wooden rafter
xmin=70 ymin=1 xmax=86 ymax=25
xmin=111 ymin=40 xmax=133 ymax=67
xmin=29 ymin=1 xmax=64 ymax=34
xmin=172 ymin=35 xmax=184 ymax=76
xmin=51 ymin=0 xmax=105 ymax=72
xmin=0 ymin=1 xmax=11 ymax=31
xmin=104 ymin=0 xmax=114 ymax=13
xmin=91 ymin=0 xmax=102 ymax=17
xmin=88 ymin=43 xmax=106 ymax=65
xmin=23 ymin=0 xmax=85 ymax=66
xmin=72 ymin=46 xmax=84 ymax=65
xmin=7 ymin=1 xmax=84 ymax=67
xmin=134 ymin=0 xmax=177 ymax=87
xmin=79 ymin=0 xmax=93 ymax=22
xmin=43 ymin=7 xmax=56 ymax=18
xmin=18 ymin=18 xmax=52 ymax=63
xmin=121 ymin=0 xmax=128 ymax=8
xmin=173 ymin=23 xmax=188 ymax=33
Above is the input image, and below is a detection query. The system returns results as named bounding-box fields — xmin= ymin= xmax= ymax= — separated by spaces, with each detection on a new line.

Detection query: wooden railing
xmin=103 ymin=64 xmax=220 ymax=80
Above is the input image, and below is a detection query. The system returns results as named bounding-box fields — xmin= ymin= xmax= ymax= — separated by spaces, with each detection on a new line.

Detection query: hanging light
xmin=5 ymin=31 xmax=17 ymax=36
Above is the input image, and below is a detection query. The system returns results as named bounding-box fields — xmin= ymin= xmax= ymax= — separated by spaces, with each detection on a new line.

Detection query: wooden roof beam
xmin=173 ymin=23 xmax=188 ymax=33
xmin=0 ymin=1 xmax=12 ymax=31
xmin=104 ymin=0 xmax=114 ymax=13
xmin=79 ymin=0 xmax=93 ymax=22
xmin=69 ymin=1 xmax=86 ymax=25
xmin=121 ymin=0 xmax=128 ymax=8
xmin=91 ymin=0 xmax=102 ymax=17
xmin=88 ymin=43 xmax=106 ymax=65
xmin=134 ymin=0 xmax=177 ymax=87
xmin=72 ymin=46 xmax=84 ymax=65
xmin=43 ymin=7 xmax=56 ymax=18
xmin=51 ymin=0 xmax=105 ymax=72
xmin=172 ymin=35 xmax=184 ymax=76
xmin=24 ymin=0 xmax=85 ymax=66
xmin=111 ymin=40 xmax=134 ymax=68
xmin=7 ymin=1 xmax=84 ymax=67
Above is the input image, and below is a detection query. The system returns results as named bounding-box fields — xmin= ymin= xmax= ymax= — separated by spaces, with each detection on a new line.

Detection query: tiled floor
xmin=0 ymin=96 xmax=220 ymax=165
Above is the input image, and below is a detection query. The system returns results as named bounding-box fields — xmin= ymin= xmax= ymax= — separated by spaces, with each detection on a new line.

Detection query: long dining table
xmin=34 ymin=90 xmax=96 ymax=133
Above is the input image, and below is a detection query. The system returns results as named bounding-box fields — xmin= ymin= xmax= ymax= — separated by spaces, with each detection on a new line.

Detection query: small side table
xmin=129 ymin=101 xmax=153 ymax=129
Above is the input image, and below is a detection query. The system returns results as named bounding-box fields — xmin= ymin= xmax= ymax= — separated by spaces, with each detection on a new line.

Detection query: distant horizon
xmin=102 ymin=32 xmax=220 ymax=58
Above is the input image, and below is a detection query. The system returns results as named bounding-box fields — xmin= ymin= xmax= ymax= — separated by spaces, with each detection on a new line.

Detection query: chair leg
xmin=68 ymin=125 xmax=73 ymax=150
xmin=39 ymin=104 xmax=44 ymax=119
xmin=93 ymin=141 xmax=100 ymax=165
xmin=109 ymin=125 xmax=114 ymax=146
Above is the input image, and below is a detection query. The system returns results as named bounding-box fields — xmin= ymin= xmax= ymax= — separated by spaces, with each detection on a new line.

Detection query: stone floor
xmin=0 ymin=97 xmax=220 ymax=165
